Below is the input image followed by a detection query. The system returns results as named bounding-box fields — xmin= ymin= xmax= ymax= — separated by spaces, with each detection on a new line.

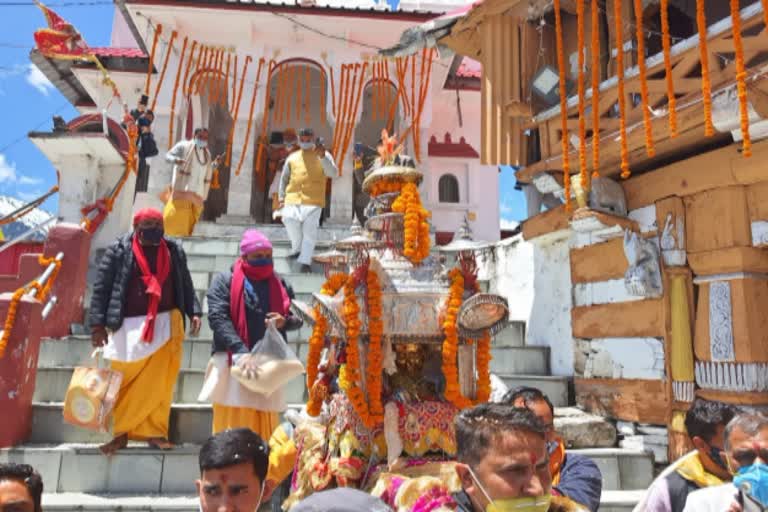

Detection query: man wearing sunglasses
xmin=683 ymin=413 xmax=768 ymax=512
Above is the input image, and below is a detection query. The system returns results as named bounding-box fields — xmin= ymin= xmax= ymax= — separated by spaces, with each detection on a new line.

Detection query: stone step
xmin=30 ymin=402 xmax=305 ymax=445
xmin=191 ymin=271 xmax=327 ymax=296
xmin=497 ymin=374 xmax=571 ymax=407
xmin=33 ymin=367 xmax=308 ymax=404
xmin=4 ymin=444 xmax=651 ymax=495
xmin=193 ymin=221 xmax=351 ymax=240
xmin=493 ymin=322 xmax=526 ymax=347
xmin=489 ymin=346 xmax=549 ymax=375
xmin=186 ymin=252 xmax=324 ymax=276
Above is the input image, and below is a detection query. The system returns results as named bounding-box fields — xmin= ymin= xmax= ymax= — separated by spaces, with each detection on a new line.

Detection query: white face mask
xmin=195 ymin=139 xmax=208 ymax=149
xmin=298 ymin=141 xmax=315 ymax=151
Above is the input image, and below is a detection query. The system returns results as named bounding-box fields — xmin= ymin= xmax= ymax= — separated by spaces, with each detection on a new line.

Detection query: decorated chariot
xmin=286 ymin=132 xmax=511 ymax=510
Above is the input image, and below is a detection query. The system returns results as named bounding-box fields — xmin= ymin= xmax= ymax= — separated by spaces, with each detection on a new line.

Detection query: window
xmin=438 ymin=174 xmax=460 ymax=203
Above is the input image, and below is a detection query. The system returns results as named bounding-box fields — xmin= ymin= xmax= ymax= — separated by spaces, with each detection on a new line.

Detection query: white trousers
xmin=281 ymin=204 xmax=322 ymax=265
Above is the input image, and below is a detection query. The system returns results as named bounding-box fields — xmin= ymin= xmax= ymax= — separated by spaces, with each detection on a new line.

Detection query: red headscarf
xmin=132 ymin=207 xmax=170 ymax=343
xmin=229 ymin=230 xmax=290 ymax=348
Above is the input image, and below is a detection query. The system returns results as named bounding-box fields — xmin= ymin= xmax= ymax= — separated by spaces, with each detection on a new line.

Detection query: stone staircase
xmin=1 ymin=224 xmax=654 ymax=511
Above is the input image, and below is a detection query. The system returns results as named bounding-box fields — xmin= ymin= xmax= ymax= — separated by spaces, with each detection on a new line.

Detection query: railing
xmin=0 ymin=185 xmax=59 ymax=256
xmin=26 ymin=252 xmax=63 ymax=320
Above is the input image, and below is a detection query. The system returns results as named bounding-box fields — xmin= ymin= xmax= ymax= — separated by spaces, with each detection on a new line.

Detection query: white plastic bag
xmin=230 ymin=321 xmax=304 ymax=395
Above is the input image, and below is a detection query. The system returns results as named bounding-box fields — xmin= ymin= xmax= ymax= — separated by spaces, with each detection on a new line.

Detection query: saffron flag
xmin=33 ymin=0 xmax=89 ymax=58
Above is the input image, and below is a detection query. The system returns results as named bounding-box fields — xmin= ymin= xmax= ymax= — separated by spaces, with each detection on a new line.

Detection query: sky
xmin=0 ymin=0 xmax=527 ymax=226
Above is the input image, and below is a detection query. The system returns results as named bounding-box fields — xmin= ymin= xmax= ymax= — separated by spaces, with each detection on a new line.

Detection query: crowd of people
xmin=2 ymin=401 xmax=766 ymax=511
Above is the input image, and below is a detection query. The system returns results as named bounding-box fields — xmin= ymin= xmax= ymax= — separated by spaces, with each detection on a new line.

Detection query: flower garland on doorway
xmin=590 ymin=0 xmax=601 ymax=178
xmin=442 ymin=268 xmax=470 ymax=409
xmin=633 ymin=0 xmax=655 ymax=157
xmin=391 ymin=182 xmax=430 ymax=264
xmin=576 ymin=0 xmax=588 ymax=192
xmin=614 ymin=0 xmax=631 ymax=178
xmin=553 ymin=0 xmax=571 ymax=210
xmin=366 ymin=268 xmax=385 ymax=420
xmin=660 ymin=0 xmax=678 ymax=138
xmin=696 ymin=0 xmax=714 ymax=136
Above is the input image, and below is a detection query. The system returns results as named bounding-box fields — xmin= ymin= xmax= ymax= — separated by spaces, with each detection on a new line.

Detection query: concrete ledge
xmin=570 ymin=448 xmax=655 ymax=490
xmin=497 ymin=374 xmax=571 ymax=407
xmin=489 ymin=346 xmax=549 ymax=375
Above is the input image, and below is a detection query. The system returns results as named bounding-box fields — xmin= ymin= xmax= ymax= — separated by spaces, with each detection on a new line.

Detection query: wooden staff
xmin=150 ymin=30 xmax=177 ymax=112
xmin=168 ymin=36 xmax=189 ymax=150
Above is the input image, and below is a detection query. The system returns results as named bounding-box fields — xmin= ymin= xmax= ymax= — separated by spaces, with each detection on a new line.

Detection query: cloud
xmin=17 ymin=190 xmax=42 ymax=202
xmin=19 ymin=175 xmax=43 ymax=186
xmin=500 ymin=218 xmax=520 ymax=231
xmin=26 ymin=64 xmax=54 ymax=96
xmin=0 ymin=155 xmax=18 ymax=184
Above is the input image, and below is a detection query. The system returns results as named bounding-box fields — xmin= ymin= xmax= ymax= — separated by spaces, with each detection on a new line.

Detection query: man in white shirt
xmin=278 ymin=127 xmax=339 ymax=273
xmin=683 ymin=413 xmax=768 ymax=512
xmin=163 ymin=127 xmax=222 ymax=236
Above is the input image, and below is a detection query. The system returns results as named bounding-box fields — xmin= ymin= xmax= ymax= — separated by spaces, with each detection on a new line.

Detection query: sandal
xmin=99 ymin=434 xmax=128 ymax=456
xmin=148 ymin=438 xmax=175 ymax=450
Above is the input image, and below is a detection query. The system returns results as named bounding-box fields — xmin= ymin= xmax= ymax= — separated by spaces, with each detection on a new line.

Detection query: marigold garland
xmin=614 ymin=0 xmax=631 ymax=178
xmin=305 ymin=272 xmax=347 ymax=417
xmin=660 ymin=0 xmax=678 ymax=138
xmin=235 ymin=57 xmax=266 ymax=177
xmin=366 ymin=268 xmax=384 ymax=419
xmin=370 ymin=180 xmax=402 ymax=197
xmin=255 ymin=59 xmax=276 ymax=174
xmin=37 ymin=254 xmax=62 ymax=302
xmin=391 ymin=182 xmax=430 ymax=264
xmin=0 ymin=288 xmax=25 ymax=359
xmin=697 ymin=0 xmax=714 ymax=136
xmin=475 ymin=329 xmax=492 ymax=403
xmin=144 ymin=23 xmax=162 ymax=96
xmin=634 ymin=0 xmax=655 ymax=157
xmin=168 ymin=36 xmax=188 ymax=151
xmin=225 ymin=56 xmax=252 ymax=167
xmin=576 ymin=0 xmax=588 ymax=192
xmin=731 ymin=0 xmax=752 ymax=157
xmin=339 ymin=275 xmax=378 ymax=429
xmin=590 ymin=0 xmax=601 ymax=178
xmin=553 ymin=0 xmax=571 ymax=209
xmin=442 ymin=268 xmax=471 ymax=409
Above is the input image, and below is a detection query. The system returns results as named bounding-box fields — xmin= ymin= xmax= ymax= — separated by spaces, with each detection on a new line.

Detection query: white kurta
xmin=165 ymin=140 xmax=213 ymax=201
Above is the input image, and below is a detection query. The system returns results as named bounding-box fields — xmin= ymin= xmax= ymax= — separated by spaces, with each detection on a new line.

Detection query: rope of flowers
xmin=731 ymin=0 xmax=752 ymax=157
xmin=696 ymin=0 xmax=714 ymax=136
xmin=168 ymin=36 xmax=189 ymax=150
xmin=442 ymin=268 xmax=471 ymax=409
xmin=591 ymin=0 xmax=601 ymax=178
xmin=144 ymin=23 xmax=162 ymax=96
xmin=553 ymin=0 xmax=571 ymax=209
xmin=366 ymin=267 xmax=385 ymax=419
xmin=614 ymin=0 xmax=631 ymax=178
xmin=576 ymin=0 xmax=588 ymax=192
xmin=633 ymin=0 xmax=655 ymax=157
xmin=660 ymin=0 xmax=678 ymax=138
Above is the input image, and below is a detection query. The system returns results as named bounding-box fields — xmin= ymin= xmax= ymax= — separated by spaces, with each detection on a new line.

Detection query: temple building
xmin=31 ymin=0 xmax=502 ymax=243
xmin=389 ymin=0 xmax=768 ymax=461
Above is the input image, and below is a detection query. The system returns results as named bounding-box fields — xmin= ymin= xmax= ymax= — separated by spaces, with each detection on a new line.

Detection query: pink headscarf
xmin=240 ymin=229 xmax=272 ymax=255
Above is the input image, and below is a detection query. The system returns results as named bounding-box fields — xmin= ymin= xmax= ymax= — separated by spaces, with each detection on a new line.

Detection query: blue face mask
xmin=734 ymin=463 xmax=768 ymax=506
xmin=247 ymin=257 xmax=273 ymax=267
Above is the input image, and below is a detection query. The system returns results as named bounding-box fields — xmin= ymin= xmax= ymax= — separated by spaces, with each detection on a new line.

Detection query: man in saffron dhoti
xmin=278 ymin=127 xmax=339 ymax=273
xmin=202 ymin=229 xmax=302 ymax=441
xmin=164 ymin=128 xmax=223 ymax=236
xmin=89 ymin=208 xmax=202 ymax=455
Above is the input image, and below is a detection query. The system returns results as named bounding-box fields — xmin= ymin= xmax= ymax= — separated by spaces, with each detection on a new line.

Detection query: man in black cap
xmin=131 ymin=94 xmax=149 ymax=123
xmin=135 ymin=110 xmax=159 ymax=195
xmin=278 ymin=127 xmax=339 ymax=273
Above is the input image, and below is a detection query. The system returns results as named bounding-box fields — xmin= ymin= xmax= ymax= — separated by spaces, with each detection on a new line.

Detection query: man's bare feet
xmin=147 ymin=438 xmax=175 ymax=450
xmin=99 ymin=433 xmax=128 ymax=456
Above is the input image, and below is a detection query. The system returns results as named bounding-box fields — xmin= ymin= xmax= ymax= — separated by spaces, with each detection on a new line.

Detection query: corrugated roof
xmin=90 ymin=47 xmax=147 ymax=59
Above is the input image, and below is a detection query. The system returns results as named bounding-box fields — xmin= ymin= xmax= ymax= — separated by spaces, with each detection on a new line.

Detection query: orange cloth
xmin=550 ymin=438 xmax=566 ymax=486
xmin=268 ymin=423 xmax=298 ymax=484
xmin=110 ymin=309 xmax=184 ymax=440
xmin=212 ymin=404 xmax=279 ymax=441
xmin=163 ymin=198 xmax=202 ymax=237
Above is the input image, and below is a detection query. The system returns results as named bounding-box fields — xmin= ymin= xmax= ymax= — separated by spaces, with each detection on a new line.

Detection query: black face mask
xmin=139 ymin=227 xmax=164 ymax=244
xmin=709 ymin=445 xmax=730 ymax=471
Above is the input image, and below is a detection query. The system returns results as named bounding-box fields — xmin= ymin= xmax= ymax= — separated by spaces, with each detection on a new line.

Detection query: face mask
xmin=709 ymin=445 xmax=730 ymax=472
xmin=299 ymin=141 xmax=315 ymax=151
xmin=247 ymin=257 xmax=273 ymax=267
xmin=468 ymin=466 xmax=553 ymax=512
xmin=139 ymin=227 xmax=164 ymax=244
xmin=734 ymin=463 xmax=768 ymax=506
xmin=195 ymin=139 xmax=208 ymax=149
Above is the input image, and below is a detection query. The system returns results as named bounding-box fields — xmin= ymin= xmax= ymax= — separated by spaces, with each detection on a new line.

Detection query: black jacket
xmin=206 ymin=270 xmax=302 ymax=355
xmin=89 ymin=234 xmax=201 ymax=330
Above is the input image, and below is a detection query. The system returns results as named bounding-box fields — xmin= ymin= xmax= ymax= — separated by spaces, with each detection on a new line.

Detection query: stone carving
xmin=660 ymin=213 xmax=686 ymax=266
xmin=709 ymin=281 xmax=735 ymax=362
xmin=695 ymin=361 xmax=768 ymax=392
xmin=623 ymin=230 xmax=663 ymax=298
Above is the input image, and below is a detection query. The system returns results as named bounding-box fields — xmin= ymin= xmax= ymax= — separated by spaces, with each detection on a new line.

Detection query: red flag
xmin=33 ymin=0 xmax=89 ymax=57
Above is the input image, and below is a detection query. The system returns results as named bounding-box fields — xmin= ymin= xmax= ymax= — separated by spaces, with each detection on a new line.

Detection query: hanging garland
xmin=144 ymin=23 xmax=162 ymax=97
xmin=168 ymin=36 xmax=188 ymax=150
xmin=391 ymin=181 xmax=430 ymax=264
xmin=475 ymin=329 xmax=492 ymax=403
xmin=305 ymin=272 xmax=347 ymax=417
xmin=320 ymin=68 xmax=327 ymax=125
xmin=231 ymin=54 xmax=238 ymax=116
xmin=696 ymin=0 xmax=714 ymax=136
xmin=370 ymin=180 xmax=402 ymax=197
xmin=633 ymin=0 xmax=655 ymax=157
xmin=590 ymin=0 xmax=601 ymax=178
xmin=187 ymin=44 xmax=204 ymax=95
xmin=339 ymin=275 xmax=377 ymax=429
xmin=731 ymin=0 xmax=752 ymax=157
xmin=255 ymin=60 xmax=277 ymax=174
xmin=553 ymin=0 xmax=571 ymax=209
xmin=442 ymin=268 xmax=470 ymax=409
xmin=235 ymin=57 xmax=266 ymax=176
xmin=150 ymin=30 xmax=176 ymax=112
xmin=340 ymin=63 xmax=368 ymax=174
xmin=0 ymin=288 xmax=26 ymax=359
xmin=305 ymin=66 xmax=312 ymax=124
xmin=614 ymin=0 xmax=631 ymax=178
xmin=576 ymin=0 xmax=588 ymax=193
xmin=660 ymin=0 xmax=678 ymax=138
xmin=366 ymin=268 xmax=384 ymax=419
xmin=226 ymin=56 xmax=252 ymax=167
xmin=194 ymin=46 xmax=209 ymax=94
xmin=181 ymin=40 xmax=198 ymax=97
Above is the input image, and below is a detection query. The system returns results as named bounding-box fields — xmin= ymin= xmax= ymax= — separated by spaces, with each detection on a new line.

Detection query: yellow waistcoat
xmin=284 ymin=151 xmax=327 ymax=208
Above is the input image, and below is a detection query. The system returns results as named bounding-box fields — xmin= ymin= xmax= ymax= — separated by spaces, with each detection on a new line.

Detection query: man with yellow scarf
xmin=637 ymin=398 xmax=736 ymax=512
xmin=504 ymin=388 xmax=602 ymax=512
